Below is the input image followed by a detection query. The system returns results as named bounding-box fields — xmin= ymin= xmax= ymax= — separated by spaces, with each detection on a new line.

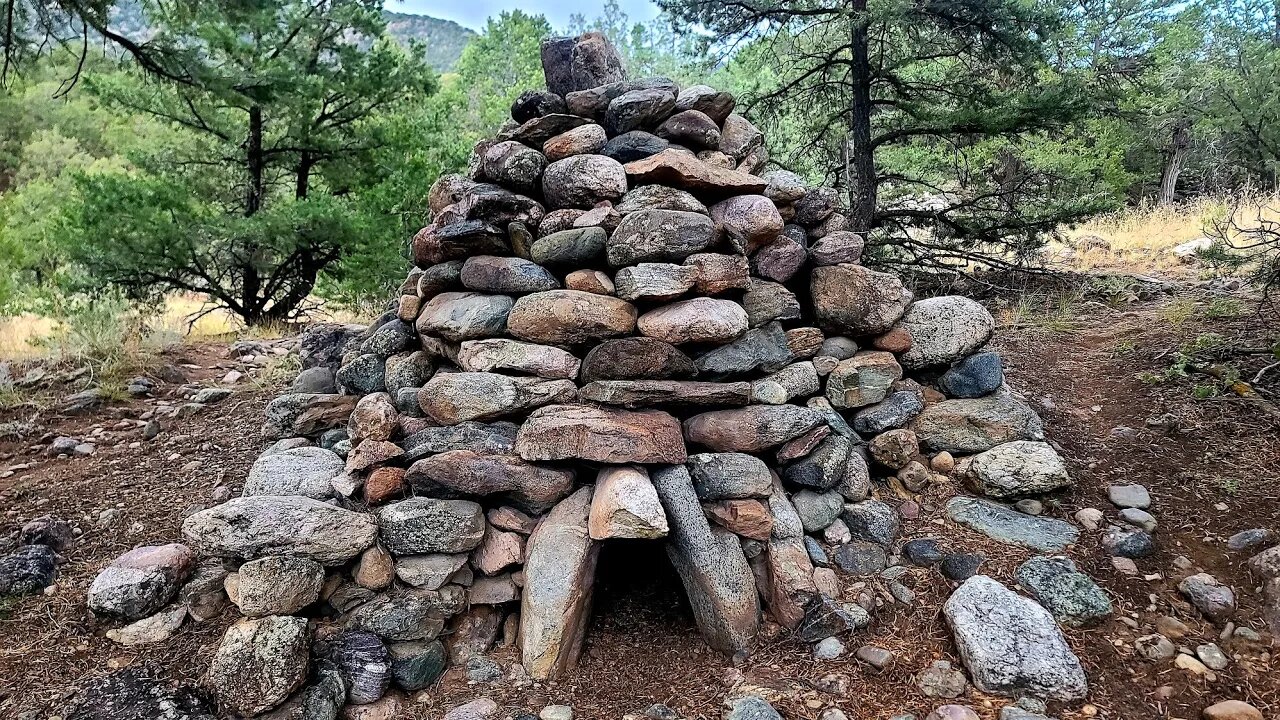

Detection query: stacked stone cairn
xmin=85 ymin=31 xmax=1101 ymax=718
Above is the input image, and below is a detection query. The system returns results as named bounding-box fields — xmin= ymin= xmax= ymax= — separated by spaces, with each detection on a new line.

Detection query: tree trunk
xmin=296 ymin=150 xmax=313 ymax=200
xmin=1158 ymin=118 xmax=1192 ymax=206
xmin=845 ymin=0 xmax=876 ymax=233
xmin=245 ymin=105 xmax=265 ymax=216
xmin=242 ymin=105 xmax=266 ymax=320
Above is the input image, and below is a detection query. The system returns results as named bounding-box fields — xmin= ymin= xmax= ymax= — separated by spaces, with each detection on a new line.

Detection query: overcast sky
xmin=388 ymin=0 xmax=662 ymax=32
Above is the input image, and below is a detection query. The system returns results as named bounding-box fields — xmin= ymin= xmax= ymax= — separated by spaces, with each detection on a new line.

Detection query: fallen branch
xmin=1190 ymin=364 xmax=1280 ymax=426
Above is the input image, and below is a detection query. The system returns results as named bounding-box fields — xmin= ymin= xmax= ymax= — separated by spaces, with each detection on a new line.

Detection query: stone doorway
xmin=588 ymin=538 xmax=696 ymax=636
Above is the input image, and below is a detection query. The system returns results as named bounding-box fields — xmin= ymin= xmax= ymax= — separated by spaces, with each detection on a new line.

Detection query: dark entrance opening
xmin=589 ymin=538 xmax=695 ymax=634
xmin=573 ymin=539 xmax=721 ymax=715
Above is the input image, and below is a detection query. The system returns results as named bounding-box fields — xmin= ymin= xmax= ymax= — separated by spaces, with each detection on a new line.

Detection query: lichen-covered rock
xmin=578 ymin=379 xmax=751 ymax=408
xmin=912 ymin=393 xmax=1045 ymax=454
xmin=943 ymin=575 xmax=1088 ymax=701
xmin=1015 ymin=556 xmax=1112 ymax=627
xmin=652 ymin=465 xmax=760 ymax=656
xmin=530 ymin=227 xmax=607 ymax=267
xmin=825 ymin=351 xmax=903 ymax=409
xmin=481 ymin=141 xmax=546 ymax=193
xmin=415 ymin=292 xmax=513 ymax=342
xmin=460 ymin=255 xmax=559 ymax=294
xmin=262 ymin=394 xmax=357 ymax=440
xmin=615 ymin=263 xmax=698 ymax=302
xmin=208 ymin=616 xmax=310 ymax=717
xmin=88 ymin=544 xmax=196 ymax=620
xmin=376 ymin=498 xmax=486 ymax=555
xmin=228 ymin=556 xmax=325 ymax=617
xmin=958 ymin=441 xmax=1071 ymax=498
xmin=895 ymin=296 xmax=996 ymax=370
xmin=588 ymin=466 xmax=669 ymax=539
xmin=607 ymin=209 xmax=716 ymax=266
xmin=945 ymin=497 xmax=1079 ymax=551
xmin=184 ymin=498 xmax=377 ymax=564
xmin=686 ymin=452 xmax=773 ymax=501
xmin=541 ymin=155 xmax=628 ymax=209
xmin=243 ymin=447 xmax=344 ymax=499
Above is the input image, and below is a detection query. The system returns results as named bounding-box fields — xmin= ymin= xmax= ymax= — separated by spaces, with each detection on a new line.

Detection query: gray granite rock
xmin=945 ymin=497 xmax=1079 ymax=551
xmin=1015 ymin=555 xmax=1112 ymax=627
xmin=944 ymin=575 xmax=1088 ymax=701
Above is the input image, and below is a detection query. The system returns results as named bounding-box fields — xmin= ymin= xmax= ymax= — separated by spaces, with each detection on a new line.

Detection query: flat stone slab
xmin=946 ymin=497 xmax=1079 ymax=551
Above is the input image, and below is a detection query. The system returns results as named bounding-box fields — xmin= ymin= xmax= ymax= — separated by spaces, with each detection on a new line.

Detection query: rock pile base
xmin=79 ymin=30 xmax=1132 ymax=718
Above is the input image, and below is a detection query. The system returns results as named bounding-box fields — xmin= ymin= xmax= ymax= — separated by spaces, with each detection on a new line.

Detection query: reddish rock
xmin=776 ymin=425 xmax=832 ymax=463
xmin=751 ymin=234 xmax=807 ymax=282
xmin=684 ymin=405 xmax=824 ymax=453
xmin=785 ymin=327 xmax=825 ymax=359
xmin=703 ymin=499 xmax=774 ymax=541
xmin=564 ymin=269 xmax=615 ymax=295
xmin=487 ymin=506 xmax=539 ymax=535
xmin=762 ymin=536 xmax=817 ymax=629
xmin=345 ymin=440 xmax=404 ymax=474
xmin=506 ymin=290 xmax=638 ymax=346
xmin=623 ymin=149 xmax=766 ymax=198
xmin=407 ymin=450 xmax=575 ymax=513
xmin=397 ymin=295 xmax=421 ymax=323
xmin=471 ymin=527 xmax=525 ymax=576
xmin=874 ymin=327 xmax=914 ymax=353
xmin=637 ymin=298 xmax=748 ymax=345
xmin=811 ymin=264 xmax=913 ymax=336
xmin=364 ymin=467 xmax=407 ymax=505
xmin=809 ymin=230 xmax=865 ymax=266
xmin=349 ymin=392 xmax=398 ymax=443
xmin=588 ymin=466 xmax=669 ymax=540
xmin=684 ymin=253 xmax=751 ymax=295
xmin=516 ymin=404 xmax=688 ymax=464
xmin=542 ymin=124 xmax=608 ymax=161
xmin=710 ymin=195 xmax=784 ymax=254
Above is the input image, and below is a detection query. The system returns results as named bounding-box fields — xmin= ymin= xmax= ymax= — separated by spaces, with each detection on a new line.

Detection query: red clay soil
xmin=1 ymin=294 xmax=1277 ymax=720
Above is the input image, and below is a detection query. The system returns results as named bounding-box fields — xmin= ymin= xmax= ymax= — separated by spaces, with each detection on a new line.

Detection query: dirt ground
xmin=0 ymin=288 xmax=1277 ymax=720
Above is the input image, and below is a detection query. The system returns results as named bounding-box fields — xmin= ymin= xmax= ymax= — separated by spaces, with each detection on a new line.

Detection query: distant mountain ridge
xmin=106 ymin=3 xmax=475 ymax=72
xmin=382 ymin=11 xmax=474 ymax=72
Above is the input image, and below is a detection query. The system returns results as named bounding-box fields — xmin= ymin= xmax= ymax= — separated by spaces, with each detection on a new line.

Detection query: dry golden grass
xmin=1049 ymin=191 xmax=1280 ymax=274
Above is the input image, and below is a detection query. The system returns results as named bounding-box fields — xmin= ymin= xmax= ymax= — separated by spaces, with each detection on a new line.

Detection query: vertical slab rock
xmin=520 ymin=486 xmax=600 ymax=680
xmin=652 ymin=465 xmax=760 ymax=657
xmin=588 ymin=466 xmax=669 ymax=539
xmin=943 ymin=575 xmax=1089 ymax=701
